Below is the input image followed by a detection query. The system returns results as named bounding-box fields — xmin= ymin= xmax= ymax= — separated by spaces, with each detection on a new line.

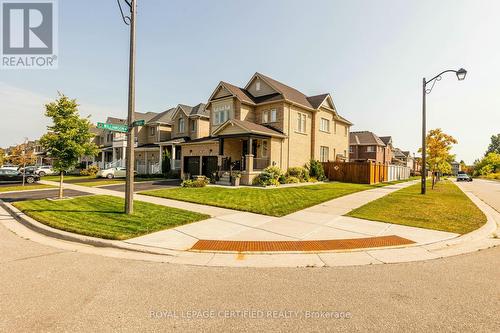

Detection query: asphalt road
xmin=458 ymin=178 xmax=500 ymax=212
xmin=0 ymin=178 xmax=498 ymax=332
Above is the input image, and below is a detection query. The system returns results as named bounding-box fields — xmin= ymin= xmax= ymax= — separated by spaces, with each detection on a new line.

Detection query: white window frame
xmin=296 ymin=112 xmax=307 ymax=133
xmin=262 ymin=110 xmax=269 ymax=123
xmin=367 ymin=146 xmax=375 ymax=153
xmin=178 ymin=118 xmax=185 ymax=133
xmin=320 ymin=118 xmax=330 ymax=132
xmin=349 ymin=146 xmax=354 ymax=153
xmin=261 ymin=140 xmax=269 ymax=157
xmin=270 ymin=109 xmax=277 ymax=122
xmin=213 ymin=104 xmax=230 ymax=125
xmin=150 ymin=126 xmax=155 ymax=136
xmin=320 ymin=146 xmax=329 ymax=162
xmin=190 ymin=119 xmax=196 ymax=132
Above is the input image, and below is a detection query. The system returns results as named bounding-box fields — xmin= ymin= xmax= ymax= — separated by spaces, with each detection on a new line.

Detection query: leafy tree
xmin=7 ymin=143 xmax=36 ymax=167
xmin=161 ymin=149 xmax=171 ymax=175
xmin=40 ymin=94 xmax=98 ymax=198
xmin=420 ymin=128 xmax=458 ymax=189
xmin=473 ymin=153 xmax=500 ymax=176
xmin=486 ymin=134 xmax=500 ymax=155
xmin=0 ymin=148 xmax=4 ymax=166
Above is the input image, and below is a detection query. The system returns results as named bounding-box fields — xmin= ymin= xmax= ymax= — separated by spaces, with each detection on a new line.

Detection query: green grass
xmin=0 ymin=184 xmax=55 ymax=193
xmin=43 ymin=175 xmax=165 ymax=187
xmin=347 ymin=181 xmax=486 ymax=234
xmin=140 ymin=181 xmax=409 ymax=217
xmin=43 ymin=175 xmax=95 ymax=182
xmin=13 ymin=195 xmax=209 ymax=240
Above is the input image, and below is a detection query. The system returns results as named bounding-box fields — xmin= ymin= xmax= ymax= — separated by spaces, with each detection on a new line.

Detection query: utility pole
xmin=421 ymin=78 xmax=426 ymax=194
xmin=117 ymin=0 xmax=137 ymax=214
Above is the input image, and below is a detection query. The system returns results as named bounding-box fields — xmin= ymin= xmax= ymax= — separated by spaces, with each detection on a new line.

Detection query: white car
xmin=97 ymin=167 xmax=127 ymax=179
xmin=0 ymin=166 xmax=19 ymax=171
xmin=35 ymin=165 xmax=55 ymax=176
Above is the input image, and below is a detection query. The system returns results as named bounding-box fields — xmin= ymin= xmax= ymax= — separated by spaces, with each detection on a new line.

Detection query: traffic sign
xmin=132 ymin=119 xmax=145 ymax=127
xmin=97 ymin=122 xmax=129 ymax=133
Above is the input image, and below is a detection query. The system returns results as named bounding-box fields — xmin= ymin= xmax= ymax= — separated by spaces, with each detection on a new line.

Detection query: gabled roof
xmin=189 ymin=103 xmax=209 ymax=118
xmin=219 ymin=81 xmax=256 ymax=105
xmin=379 ymin=136 xmax=393 ymax=146
xmin=106 ymin=112 xmax=158 ymax=126
xmin=350 ymin=131 xmax=386 ymax=146
xmin=252 ymin=72 xmax=314 ymax=109
xmin=307 ymin=93 xmax=330 ymax=109
xmin=148 ymin=107 xmax=176 ymax=124
xmin=212 ymin=119 xmax=286 ymax=138
xmin=392 ymin=147 xmax=406 ymax=158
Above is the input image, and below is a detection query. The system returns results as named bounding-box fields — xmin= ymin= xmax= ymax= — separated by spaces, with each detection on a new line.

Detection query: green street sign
xmin=132 ymin=119 xmax=145 ymax=127
xmin=97 ymin=122 xmax=129 ymax=133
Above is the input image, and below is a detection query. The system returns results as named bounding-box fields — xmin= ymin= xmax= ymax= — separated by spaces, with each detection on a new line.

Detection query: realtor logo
xmin=1 ymin=0 xmax=58 ymax=69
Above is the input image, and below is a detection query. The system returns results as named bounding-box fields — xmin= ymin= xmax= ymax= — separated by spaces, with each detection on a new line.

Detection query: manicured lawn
xmin=13 ymin=195 xmax=209 ymax=240
xmin=0 ymin=184 xmax=55 ymax=193
xmin=347 ymin=181 xmax=486 ymax=234
xmin=141 ymin=182 xmax=388 ymax=217
xmin=43 ymin=175 xmax=165 ymax=187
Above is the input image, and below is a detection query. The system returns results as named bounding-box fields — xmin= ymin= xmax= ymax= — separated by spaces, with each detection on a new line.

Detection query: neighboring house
xmin=179 ymin=72 xmax=352 ymax=184
xmin=349 ymin=131 xmax=392 ymax=164
xmin=450 ymin=161 xmax=461 ymax=175
xmin=391 ymin=147 xmax=407 ymax=166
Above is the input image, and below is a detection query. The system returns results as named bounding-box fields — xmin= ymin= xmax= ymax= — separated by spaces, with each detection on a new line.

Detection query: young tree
xmin=486 ymin=134 xmax=500 ymax=155
xmin=474 ymin=153 xmax=500 ymax=176
xmin=40 ymin=94 xmax=98 ymax=198
xmin=421 ymin=128 xmax=458 ymax=189
xmin=7 ymin=143 xmax=36 ymax=167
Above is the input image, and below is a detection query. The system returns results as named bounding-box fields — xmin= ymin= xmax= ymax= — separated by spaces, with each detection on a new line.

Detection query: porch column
xmin=101 ymin=151 xmax=105 ymax=164
xmin=121 ymin=147 xmax=126 ymax=161
xmin=245 ymin=154 xmax=254 ymax=173
xmin=112 ymin=148 xmax=116 ymax=163
xmin=199 ymin=156 xmax=203 ymax=176
xmin=171 ymin=145 xmax=176 ymax=170
xmin=158 ymin=146 xmax=163 ymax=173
xmin=145 ymin=151 xmax=148 ymax=174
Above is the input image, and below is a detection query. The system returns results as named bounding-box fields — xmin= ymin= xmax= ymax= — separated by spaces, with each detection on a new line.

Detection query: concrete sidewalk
xmin=1 ymin=179 xmax=498 ymax=267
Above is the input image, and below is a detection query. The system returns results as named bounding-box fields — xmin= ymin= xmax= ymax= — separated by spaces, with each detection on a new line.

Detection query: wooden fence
xmin=322 ymin=161 xmax=410 ymax=184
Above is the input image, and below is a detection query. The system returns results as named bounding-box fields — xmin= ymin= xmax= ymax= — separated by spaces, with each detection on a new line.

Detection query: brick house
xmin=180 ymin=72 xmax=353 ymax=184
xmin=349 ymin=131 xmax=392 ymax=164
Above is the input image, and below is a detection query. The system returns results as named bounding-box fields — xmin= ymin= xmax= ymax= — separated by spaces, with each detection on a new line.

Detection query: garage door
xmin=184 ymin=157 xmax=200 ymax=177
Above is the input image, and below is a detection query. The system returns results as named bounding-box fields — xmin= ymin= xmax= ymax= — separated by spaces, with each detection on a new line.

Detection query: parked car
xmin=97 ymin=167 xmax=127 ymax=179
xmin=0 ymin=169 xmax=40 ymax=184
xmin=19 ymin=166 xmax=37 ymax=174
xmin=35 ymin=165 xmax=55 ymax=176
xmin=457 ymin=174 xmax=473 ymax=182
xmin=0 ymin=165 xmax=19 ymax=171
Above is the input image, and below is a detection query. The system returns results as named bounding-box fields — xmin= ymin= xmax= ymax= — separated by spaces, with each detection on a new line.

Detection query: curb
xmin=0 ymin=199 xmax=177 ymax=257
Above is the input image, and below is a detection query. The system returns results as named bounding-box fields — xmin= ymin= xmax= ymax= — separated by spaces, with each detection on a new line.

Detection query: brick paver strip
xmin=190 ymin=235 xmax=415 ymax=252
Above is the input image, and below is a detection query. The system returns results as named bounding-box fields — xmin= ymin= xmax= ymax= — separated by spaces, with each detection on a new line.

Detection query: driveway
xmin=457 ymin=178 xmax=500 ymax=212
xmin=0 ymin=189 xmax=91 ymax=203
xmin=99 ymin=179 xmax=181 ymax=192
xmin=0 ymin=217 xmax=497 ymax=332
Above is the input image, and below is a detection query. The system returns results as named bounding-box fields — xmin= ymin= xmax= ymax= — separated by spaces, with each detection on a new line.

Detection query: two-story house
xmin=349 ymin=131 xmax=392 ymax=164
xmin=180 ymin=73 xmax=353 ymax=184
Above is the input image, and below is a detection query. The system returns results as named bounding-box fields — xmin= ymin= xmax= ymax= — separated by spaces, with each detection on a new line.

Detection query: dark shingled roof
xmin=379 ymin=136 xmax=392 ymax=146
xmin=214 ymin=119 xmax=286 ymax=138
xmin=257 ymin=72 xmax=314 ymax=109
xmin=220 ymin=81 xmax=256 ymax=105
xmin=350 ymin=131 xmax=386 ymax=146
xmin=189 ymin=103 xmax=209 ymax=118
xmin=307 ymin=93 xmax=330 ymax=109
xmin=148 ymin=107 xmax=176 ymax=124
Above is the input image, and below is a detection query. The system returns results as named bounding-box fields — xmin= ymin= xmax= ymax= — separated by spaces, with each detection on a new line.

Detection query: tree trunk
xmin=431 ymin=172 xmax=436 ymax=189
xmin=59 ymin=171 xmax=64 ymax=199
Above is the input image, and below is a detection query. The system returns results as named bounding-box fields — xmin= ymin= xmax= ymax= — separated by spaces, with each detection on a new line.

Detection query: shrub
xmin=307 ymin=159 xmax=326 ymax=181
xmin=286 ymin=166 xmax=309 ymax=182
xmin=263 ymin=166 xmax=283 ymax=179
xmin=278 ymin=174 xmax=286 ymax=184
xmin=80 ymin=165 xmax=99 ymax=176
xmin=284 ymin=176 xmax=300 ymax=184
xmin=181 ymin=178 xmax=209 ymax=188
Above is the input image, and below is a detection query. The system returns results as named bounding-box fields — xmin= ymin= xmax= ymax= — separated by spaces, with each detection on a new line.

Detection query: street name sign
xmin=132 ymin=119 xmax=145 ymax=127
xmin=97 ymin=122 xmax=129 ymax=133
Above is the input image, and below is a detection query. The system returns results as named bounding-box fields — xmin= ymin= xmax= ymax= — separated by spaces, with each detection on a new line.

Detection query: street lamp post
xmin=421 ymin=68 xmax=467 ymax=194
xmin=117 ymin=0 xmax=137 ymax=214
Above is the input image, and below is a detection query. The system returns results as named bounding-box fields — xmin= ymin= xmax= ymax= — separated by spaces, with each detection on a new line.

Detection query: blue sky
xmin=1 ymin=0 xmax=499 ymax=164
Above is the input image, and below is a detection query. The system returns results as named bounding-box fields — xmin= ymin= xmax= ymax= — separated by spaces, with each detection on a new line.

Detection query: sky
xmin=1 ymin=0 xmax=499 ymax=164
